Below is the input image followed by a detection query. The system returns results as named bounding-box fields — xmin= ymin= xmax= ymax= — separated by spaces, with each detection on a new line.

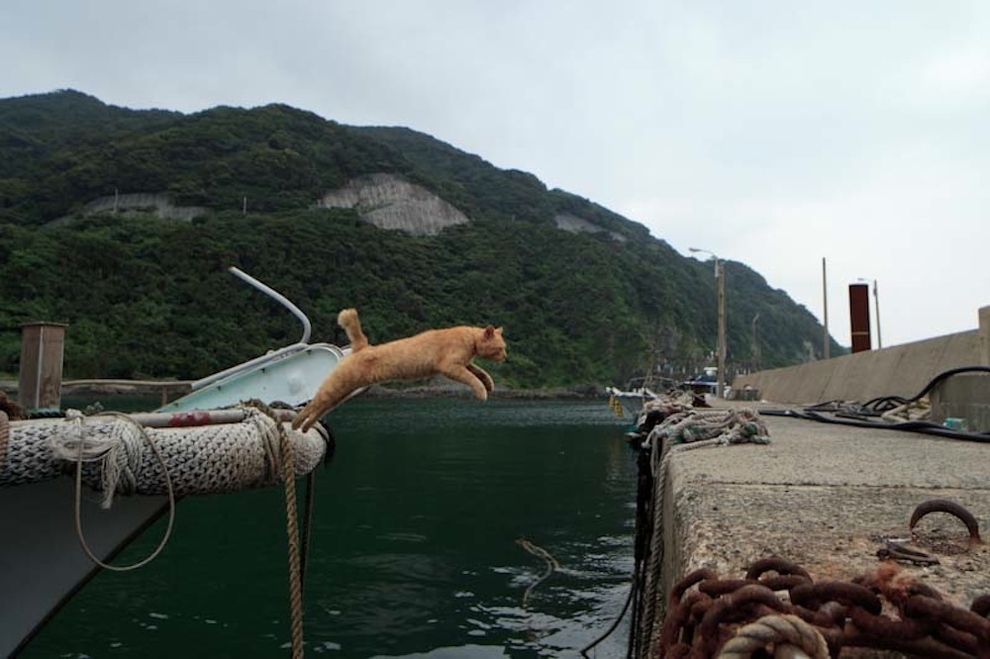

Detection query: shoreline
xmin=0 ymin=379 xmax=606 ymax=401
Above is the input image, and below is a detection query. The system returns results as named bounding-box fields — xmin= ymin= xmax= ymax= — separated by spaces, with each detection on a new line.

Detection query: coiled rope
xmin=716 ymin=614 xmax=829 ymax=659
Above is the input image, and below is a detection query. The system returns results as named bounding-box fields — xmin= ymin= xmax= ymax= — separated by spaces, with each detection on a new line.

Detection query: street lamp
xmin=689 ymin=247 xmax=726 ymax=398
xmin=857 ymin=278 xmax=882 ymax=349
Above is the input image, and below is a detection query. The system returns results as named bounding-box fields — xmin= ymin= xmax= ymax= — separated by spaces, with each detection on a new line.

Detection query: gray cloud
xmin=3 ymin=0 xmax=988 ymax=347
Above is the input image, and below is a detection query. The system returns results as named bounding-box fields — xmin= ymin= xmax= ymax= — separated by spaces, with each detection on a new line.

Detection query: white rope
xmin=717 ymin=613 xmax=829 ymax=659
xmin=4 ymin=405 xmax=327 ymax=574
xmin=245 ymin=405 xmax=283 ymax=482
xmin=5 ymin=408 xmax=326 ymax=493
xmin=67 ymin=410 xmax=178 ymax=572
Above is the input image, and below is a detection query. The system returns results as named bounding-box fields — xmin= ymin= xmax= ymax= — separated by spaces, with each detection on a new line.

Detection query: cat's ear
xmin=484 ymin=325 xmax=496 ymax=339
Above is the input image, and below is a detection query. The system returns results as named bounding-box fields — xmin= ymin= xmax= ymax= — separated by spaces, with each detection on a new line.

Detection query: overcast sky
xmin=3 ymin=1 xmax=988 ymax=349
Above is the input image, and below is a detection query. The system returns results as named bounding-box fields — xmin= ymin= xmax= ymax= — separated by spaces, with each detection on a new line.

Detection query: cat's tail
xmin=338 ymin=308 xmax=370 ymax=352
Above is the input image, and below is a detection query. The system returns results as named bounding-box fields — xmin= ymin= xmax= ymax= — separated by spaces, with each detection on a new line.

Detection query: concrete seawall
xmin=647 ymin=401 xmax=990 ymax=657
xmin=733 ymin=306 xmax=990 ymax=404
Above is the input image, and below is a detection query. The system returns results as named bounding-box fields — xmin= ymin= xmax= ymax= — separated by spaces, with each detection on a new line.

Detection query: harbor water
xmin=21 ymin=397 xmax=638 ymax=658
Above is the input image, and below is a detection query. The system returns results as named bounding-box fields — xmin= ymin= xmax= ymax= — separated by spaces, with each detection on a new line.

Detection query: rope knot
xmin=49 ymin=410 xmax=152 ymax=509
xmin=103 ymin=414 xmax=148 ymax=505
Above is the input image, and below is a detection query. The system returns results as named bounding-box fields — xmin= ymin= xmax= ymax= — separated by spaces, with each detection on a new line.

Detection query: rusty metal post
xmin=848 ymin=284 xmax=872 ymax=353
xmin=18 ymin=322 xmax=68 ymax=412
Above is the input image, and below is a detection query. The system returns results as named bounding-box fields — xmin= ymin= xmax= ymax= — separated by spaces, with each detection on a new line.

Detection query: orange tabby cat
xmin=291 ymin=308 xmax=507 ymax=431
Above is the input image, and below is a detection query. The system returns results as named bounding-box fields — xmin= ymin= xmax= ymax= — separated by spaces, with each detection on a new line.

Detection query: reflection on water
xmin=23 ymin=398 xmax=637 ymax=658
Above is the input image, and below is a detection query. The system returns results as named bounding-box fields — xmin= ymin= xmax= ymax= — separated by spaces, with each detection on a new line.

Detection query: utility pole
xmin=856 ymin=277 xmax=882 ymax=349
xmin=751 ymin=313 xmax=760 ymax=371
xmin=873 ymin=279 xmax=882 ymax=349
xmin=716 ymin=259 xmax=726 ymax=398
xmin=822 ymin=257 xmax=830 ymax=359
xmin=690 ymin=247 xmax=726 ymax=398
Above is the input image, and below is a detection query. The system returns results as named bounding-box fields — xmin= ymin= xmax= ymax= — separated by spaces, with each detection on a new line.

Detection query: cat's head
xmin=478 ymin=325 xmax=507 ymax=362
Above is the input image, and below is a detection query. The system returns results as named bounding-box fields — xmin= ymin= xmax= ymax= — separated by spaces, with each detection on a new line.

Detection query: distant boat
xmin=683 ymin=365 xmax=720 ymax=396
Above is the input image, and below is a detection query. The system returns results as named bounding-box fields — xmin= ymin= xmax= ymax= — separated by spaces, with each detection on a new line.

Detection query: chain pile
xmin=656 ymin=556 xmax=990 ymax=658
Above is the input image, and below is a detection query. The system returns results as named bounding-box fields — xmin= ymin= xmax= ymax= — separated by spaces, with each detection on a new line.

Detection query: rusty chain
xmin=656 ymin=556 xmax=990 ymax=658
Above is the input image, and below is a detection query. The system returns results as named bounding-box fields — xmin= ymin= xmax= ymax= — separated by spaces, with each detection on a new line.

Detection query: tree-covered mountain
xmin=0 ymin=90 xmax=842 ymax=388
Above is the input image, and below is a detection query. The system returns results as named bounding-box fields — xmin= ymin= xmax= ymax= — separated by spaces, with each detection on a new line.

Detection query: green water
xmin=21 ymin=398 xmax=638 ymax=658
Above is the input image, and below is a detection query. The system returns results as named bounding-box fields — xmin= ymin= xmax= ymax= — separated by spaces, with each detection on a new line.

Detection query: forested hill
xmin=0 ymin=89 xmax=842 ymax=388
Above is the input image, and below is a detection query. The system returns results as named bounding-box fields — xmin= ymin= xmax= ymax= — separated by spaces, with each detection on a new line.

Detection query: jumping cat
xmin=291 ymin=308 xmax=507 ymax=431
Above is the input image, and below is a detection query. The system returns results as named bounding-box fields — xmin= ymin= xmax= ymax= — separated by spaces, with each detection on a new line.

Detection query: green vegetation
xmin=0 ymin=90 xmax=842 ymax=388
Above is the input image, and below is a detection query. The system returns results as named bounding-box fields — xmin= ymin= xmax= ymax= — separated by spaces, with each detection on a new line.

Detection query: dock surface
xmin=648 ymin=400 xmax=990 ymax=657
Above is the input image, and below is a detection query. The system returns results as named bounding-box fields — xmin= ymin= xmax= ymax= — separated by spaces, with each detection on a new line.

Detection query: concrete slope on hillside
xmin=49 ymin=193 xmax=208 ymax=226
xmin=317 ymin=173 xmax=470 ymax=236
xmin=554 ymin=212 xmax=626 ymax=242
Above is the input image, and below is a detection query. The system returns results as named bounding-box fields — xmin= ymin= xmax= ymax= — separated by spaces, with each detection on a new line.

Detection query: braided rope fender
xmin=717 ymin=614 xmax=829 ymax=659
xmin=0 ymin=408 xmax=326 ymax=500
xmin=0 ymin=410 xmax=8 ymax=473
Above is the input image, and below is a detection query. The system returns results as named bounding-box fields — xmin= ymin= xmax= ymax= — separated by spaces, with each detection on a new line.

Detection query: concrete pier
xmin=649 ymin=400 xmax=990 ymax=656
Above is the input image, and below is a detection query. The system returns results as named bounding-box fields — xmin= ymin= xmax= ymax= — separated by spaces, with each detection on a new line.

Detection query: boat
xmin=0 ymin=268 xmax=346 ymax=657
xmin=605 ymin=384 xmax=658 ymax=414
xmin=682 ymin=365 xmax=719 ymax=396
xmin=605 ymin=373 xmax=670 ymax=416
xmin=609 ymin=369 xmax=725 ymax=444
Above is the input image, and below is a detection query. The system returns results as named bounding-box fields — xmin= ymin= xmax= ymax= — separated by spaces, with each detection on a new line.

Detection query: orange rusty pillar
xmin=848 ymin=283 xmax=872 ymax=353
xmin=18 ymin=322 xmax=68 ymax=412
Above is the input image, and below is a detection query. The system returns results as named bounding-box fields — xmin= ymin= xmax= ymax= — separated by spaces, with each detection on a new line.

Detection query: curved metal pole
xmin=228 ymin=266 xmax=311 ymax=345
xmin=873 ymin=279 xmax=882 ymax=349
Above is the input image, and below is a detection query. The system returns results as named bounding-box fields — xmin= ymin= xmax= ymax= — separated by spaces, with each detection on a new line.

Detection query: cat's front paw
xmin=291 ymin=404 xmax=318 ymax=431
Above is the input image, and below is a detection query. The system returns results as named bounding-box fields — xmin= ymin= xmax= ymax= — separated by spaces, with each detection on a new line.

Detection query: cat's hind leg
xmin=338 ymin=308 xmax=370 ymax=352
xmin=466 ymin=362 xmax=495 ymax=393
